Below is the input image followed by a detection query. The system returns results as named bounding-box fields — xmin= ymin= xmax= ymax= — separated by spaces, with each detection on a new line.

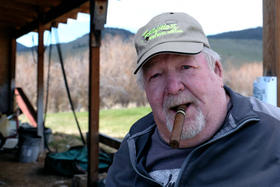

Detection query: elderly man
xmin=106 ymin=12 xmax=280 ymax=187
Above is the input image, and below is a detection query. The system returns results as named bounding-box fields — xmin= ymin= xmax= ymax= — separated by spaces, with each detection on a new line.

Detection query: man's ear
xmin=214 ymin=60 xmax=223 ymax=78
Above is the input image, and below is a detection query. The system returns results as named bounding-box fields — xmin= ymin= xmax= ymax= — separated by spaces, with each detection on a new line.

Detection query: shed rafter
xmin=0 ymin=0 xmax=89 ymax=37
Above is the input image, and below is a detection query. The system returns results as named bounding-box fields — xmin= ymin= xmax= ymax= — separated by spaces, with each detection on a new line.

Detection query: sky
xmin=17 ymin=0 xmax=263 ymax=47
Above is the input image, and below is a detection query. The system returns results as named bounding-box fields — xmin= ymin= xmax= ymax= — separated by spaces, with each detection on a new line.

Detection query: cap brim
xmin=134 ymin=42 xmax=204 ymax=74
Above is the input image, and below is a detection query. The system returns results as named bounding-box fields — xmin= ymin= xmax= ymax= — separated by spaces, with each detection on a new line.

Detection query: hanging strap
xmin=44 ymin=30 xmax=52 ymax=122
xmin=43 ymin=29 xmax=53 ymax=152
xmin=54 ymin=28 xmax=86 ymax=145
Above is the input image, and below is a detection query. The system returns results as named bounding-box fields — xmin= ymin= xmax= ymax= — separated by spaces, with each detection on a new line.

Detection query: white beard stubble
xmin=164 ymin=92 xmax=206 ymax=140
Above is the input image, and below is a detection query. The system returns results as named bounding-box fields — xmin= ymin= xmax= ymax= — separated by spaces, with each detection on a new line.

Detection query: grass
xmin=20 ymin=106 xmax=152 ymax=140
xmin=99 ymin=106 xmax=152 ymax=138
xmin=19 ymin=106 xmax=151 ymax=152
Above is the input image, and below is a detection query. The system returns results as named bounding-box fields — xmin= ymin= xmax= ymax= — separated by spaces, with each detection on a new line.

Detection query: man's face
xmin=142 ymin=53 xmax=225 ymax=144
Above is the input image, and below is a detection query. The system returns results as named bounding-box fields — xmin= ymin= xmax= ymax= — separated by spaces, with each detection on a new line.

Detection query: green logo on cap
xmin=142 ymin=23 xmax=183 ymax=41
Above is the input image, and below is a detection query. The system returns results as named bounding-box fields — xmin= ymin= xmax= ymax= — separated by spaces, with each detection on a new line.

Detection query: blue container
xmin=18 ymin=127 xmax=41 ymax=163
xmin=19 ymin=135 xmax=41 ymax=163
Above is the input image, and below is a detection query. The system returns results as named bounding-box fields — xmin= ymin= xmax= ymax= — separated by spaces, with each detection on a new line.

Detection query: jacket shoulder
xmin=249 ymin=96 xmax=280 ymax=121
xmin=128 ymin=112 xmax=155 ymax=136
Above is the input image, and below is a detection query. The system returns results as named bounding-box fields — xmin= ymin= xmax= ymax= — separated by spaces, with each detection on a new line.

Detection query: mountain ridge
xmin=17 ymin=26 xmax=262 ymax=50
xmin=208 ymin=27 xmax=262 ymax=40
xmin=17 ymin=27 xmax=263 ymax=68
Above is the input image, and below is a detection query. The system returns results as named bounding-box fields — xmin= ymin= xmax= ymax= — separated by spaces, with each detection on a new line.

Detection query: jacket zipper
xmin=127 ymin=128 xmax=163 ymax=186
xmin=174 ymin=117 xmax=259 ymax=187
xmin=131 ymin=161 xmax=162 ymax=185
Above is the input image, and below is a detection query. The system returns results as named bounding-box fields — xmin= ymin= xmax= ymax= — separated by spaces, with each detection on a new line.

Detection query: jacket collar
xmin=224 ymin=86 xmax=259 ymax=124
xmin=212 ymin=86 xmax=260 ymax=139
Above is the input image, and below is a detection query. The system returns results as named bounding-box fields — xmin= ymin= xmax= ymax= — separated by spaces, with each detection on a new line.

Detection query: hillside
xmin=209 ymin=38 xmax=262 ymax=68
xmin=17 ymin=27 xmax=263 ymax=69
xmin=207 ymin=27 xmax=262 ymax=68
xmin=17 ymin=27 xmax=135 ymax=63
xmin=17 ymin=27 xmax=134 ymax=52
xmin=208 ymin=27 xmax=262 ymax=40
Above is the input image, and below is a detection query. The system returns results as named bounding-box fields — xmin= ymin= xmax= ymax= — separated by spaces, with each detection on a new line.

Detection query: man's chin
xmin=180 ymin=129 xmax=202 ymax=140
xmin=181 ymin=113 xmax=206 ymax=140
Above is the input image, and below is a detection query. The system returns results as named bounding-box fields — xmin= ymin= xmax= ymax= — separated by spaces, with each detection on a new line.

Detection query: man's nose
xmin=165 ymin=74 xmax=184 ymax=95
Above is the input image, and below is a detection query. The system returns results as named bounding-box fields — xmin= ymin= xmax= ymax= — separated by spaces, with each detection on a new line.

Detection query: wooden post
xmin=8 ymin=37 xmax=16 ymax=114
xmin=88 ymin=0 xmax=107 ymax=185
xmin=88 ymin=0 xmax=100 ymax=186
xmin=37 ymin=24 xmax=44 ymax=152
xmin=263 ymin=0 xmax=280 ymax=106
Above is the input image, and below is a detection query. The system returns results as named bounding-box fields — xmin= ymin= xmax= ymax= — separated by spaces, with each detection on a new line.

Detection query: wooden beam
xmin=99 ymin=133 xmax=121 ymax=149
xmin=8 ymin=38 xmax=16 ymax=114
xmin=54 ymin=12 xmax=79 ymax=25
xmin=37 ymin=24 xmax=44 ymax=151
xmin=77 ymin=1 xmax=90 ymax=13
xmin=263 ymin=0 xmax=280 ymax=106
xmin=15 ymin=0 xmax=88 ymax=37
xmin=14 ymin=0 xmax=60 ymax=7
xmin=0 ymin=11 xmax=34 ymax=23
xmin=88 ymin=0 xmax=108 ymax=186
xmin=0 ymin=6 xmax=37 ymax=18
xmin=60 ymin=12 xmax=78 ymax=21
xmin=0 ymin=17 xmax=26 ymax=27
xmin=88 ymin=44 xmax=100 ymax=186
xmin=0 ymin=0 xmax=37 ymax=12
xmin=88 ymin=1 xmax=100 ymax=186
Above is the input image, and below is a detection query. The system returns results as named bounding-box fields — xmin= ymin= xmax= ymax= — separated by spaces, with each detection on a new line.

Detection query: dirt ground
xmin=0 ymin=149 xmax=73 ymax=187
xmin=0 ymin=132 xmax=79 ymax=186
xmin=0 ymin=132 xmax=111 ymax=187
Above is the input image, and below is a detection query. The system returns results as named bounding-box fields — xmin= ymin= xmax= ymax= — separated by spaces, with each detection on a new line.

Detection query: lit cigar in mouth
xmin=169 ymin=104 xmax=187 ymax=148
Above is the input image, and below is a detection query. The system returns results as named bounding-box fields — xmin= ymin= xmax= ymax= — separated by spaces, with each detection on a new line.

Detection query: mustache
xmin=163 ymin=91 xmax=197 ymax=110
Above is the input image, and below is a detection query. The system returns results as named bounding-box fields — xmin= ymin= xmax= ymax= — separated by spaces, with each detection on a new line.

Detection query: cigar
xmin=169 ymin=104 xmax=187 ymax=148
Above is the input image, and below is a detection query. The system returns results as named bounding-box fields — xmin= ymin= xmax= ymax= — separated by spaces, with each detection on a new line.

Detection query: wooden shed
xmin=0 ymin=0 xmax=109 ymax=185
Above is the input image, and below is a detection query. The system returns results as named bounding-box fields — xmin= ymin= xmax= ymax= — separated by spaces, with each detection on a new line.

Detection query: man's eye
xmin=182 ymin=65 xmax=199 ymax=70
xmin=150 ymin=73 xmax=161 ymax=80
xmin=182 ymin=65 xmax=192 ymax=70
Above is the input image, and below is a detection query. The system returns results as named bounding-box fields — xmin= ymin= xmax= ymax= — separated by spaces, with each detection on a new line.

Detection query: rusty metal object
xmin=169 ymin=105 xmax=187 ymax=148
xmin=15 ymin=88 xmax=37 ymax=127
